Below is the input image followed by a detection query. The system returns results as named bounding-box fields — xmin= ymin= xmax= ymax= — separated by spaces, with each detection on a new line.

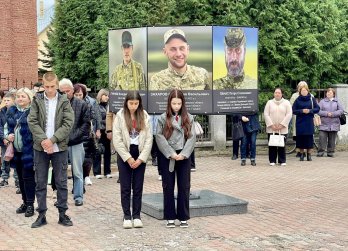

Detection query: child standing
xmin=156 ymin=89 xmax=196 ymax=228
xmin=113 ymin=91 xmax=152 ymax=229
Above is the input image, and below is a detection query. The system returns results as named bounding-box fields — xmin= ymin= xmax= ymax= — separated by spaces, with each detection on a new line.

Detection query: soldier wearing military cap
xmin=214 ymin=28 xmax=257 ymax=90
xmin=110 ymin=30 xmax=146 ymax=90
xmin=149 ymin=28 xmax=210 ymax=91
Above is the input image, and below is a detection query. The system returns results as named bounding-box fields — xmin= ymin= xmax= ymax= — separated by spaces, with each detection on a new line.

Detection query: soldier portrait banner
xmin=108 ymin=26 xmax=258 ymax=114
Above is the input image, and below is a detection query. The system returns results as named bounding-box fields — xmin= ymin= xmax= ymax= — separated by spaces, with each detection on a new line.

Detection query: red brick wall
xmin=0 ymin=0 xmax=37 ymax=90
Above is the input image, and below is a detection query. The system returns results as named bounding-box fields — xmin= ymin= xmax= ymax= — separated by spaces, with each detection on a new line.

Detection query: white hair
xmin=59 ymin=78 xmax=73 ymax=89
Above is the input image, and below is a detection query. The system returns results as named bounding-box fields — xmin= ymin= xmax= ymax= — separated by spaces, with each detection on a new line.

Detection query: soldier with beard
xmin=149 ymin=28 xmax=210 ymax=91
xmin=213 ymin=28 xmax=257 ymax=90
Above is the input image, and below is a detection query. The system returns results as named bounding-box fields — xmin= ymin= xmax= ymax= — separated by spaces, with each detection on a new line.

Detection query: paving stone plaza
xmin=1 ymin=152 xmax=347 ymax=250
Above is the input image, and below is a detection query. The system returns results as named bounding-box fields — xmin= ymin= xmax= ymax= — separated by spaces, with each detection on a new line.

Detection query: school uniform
xmin=156 ymin=113 xmax=196 ymax=221
xmin=113 ymin=109 xmax=152 ymax=220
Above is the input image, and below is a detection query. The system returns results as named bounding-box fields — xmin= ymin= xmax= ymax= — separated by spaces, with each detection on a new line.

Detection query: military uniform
xmin=213 ymin=73 xmax=257 ymax=89
xmin=150 ymin=64 xmax=210 ymax=91
xmin=110 ymin=60 xmax=146 ymax=90
xmin=214 ymin=27 xmax=257 ymax=90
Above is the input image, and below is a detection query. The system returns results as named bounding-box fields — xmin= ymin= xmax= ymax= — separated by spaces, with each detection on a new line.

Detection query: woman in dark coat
xmin=5 ymin=88 xmax=35 ymax=217
xmin=292 ymin=85 xmax=320 ymax=161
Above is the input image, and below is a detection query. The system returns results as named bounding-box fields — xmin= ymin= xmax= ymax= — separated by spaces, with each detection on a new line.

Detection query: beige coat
xmin=112 ymin=109 xmax=152 ymax=163
xmin=264 ymin=98 xmax=292 ymax=134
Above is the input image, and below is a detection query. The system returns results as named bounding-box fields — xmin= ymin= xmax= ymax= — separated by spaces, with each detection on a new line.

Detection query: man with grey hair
xmin=213 ymin=27 xmax=257 ymax=89
xmin=28 ymin=72 xmax=74 ymax=228
xmin=59 ymin=78 xmax=90 ymax=207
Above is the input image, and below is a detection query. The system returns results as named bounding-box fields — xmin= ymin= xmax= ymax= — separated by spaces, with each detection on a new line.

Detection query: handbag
xmin=268 ymin=132 xmax=285 ymax=147
xmin=194 ymin=121 xmax=203 ymax=136
xmin=311 ymin=97 xmax=321 ymax=126
xmin=339 ymin=112 xmax=346 ymax=125
xmin=313 ymin=114 xmax=321 ymax=126
xmin=4 ymin=142 xmax=14 ymax=161
xmin=232 ymin=121 xmax=245 ymax=140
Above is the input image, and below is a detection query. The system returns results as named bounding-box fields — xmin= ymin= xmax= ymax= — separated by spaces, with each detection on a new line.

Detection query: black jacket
xmin=69 ymin=97 xmax=90 ymax=146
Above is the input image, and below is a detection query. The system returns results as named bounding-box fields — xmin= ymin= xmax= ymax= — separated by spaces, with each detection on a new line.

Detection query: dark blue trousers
xmin=117 ymin=145 xmax=146 ymax=220
xmin=158 ymin=151 xmax=191 ymax=221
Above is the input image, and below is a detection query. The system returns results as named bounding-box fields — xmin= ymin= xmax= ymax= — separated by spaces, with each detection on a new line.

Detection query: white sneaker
xmin=95 ymin=175 xmax=103 ymax=179
xmin=106 ymin=174 xmax=112 ymax=179
xmin=158 ymin=175 xmax=162 ymax=181
xmin=280 ymin=163 xmax=287 ymax=166
xmin=269 ymin=163 xmax=275 ymax=166
xmin=85 ymin=177 xmax=92 ymax=186
xmin=133 ymin=218 xmax=143 ymax=228
xmin=123 ymin=219 xmax=132 ymax=229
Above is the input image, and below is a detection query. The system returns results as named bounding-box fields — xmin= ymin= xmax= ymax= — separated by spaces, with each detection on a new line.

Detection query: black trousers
xmin=14 ymin=152 xmax=36 ymax=205
xmin=268 ymin=133 xmax=287 ymax=164
xmin=158 ymin=150 xmax=191 ymax=221
xmin=117 ymin=145 xmax=145 ymax=220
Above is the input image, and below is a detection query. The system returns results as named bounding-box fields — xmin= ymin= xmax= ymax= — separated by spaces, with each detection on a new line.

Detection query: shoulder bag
xmin=232 ymin=121 xmax=245 ymax=140
xmin=311 ymin=97 xmax=321 ymax=126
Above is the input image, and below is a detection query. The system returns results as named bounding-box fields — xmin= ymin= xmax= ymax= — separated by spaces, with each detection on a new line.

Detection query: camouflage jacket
xmin=110 ymin=59 xmax=146 ymax=90
xmin=149 ymin=64 xmax=210 ymax=91
xmin=213 ymin=74 xmax=257 ymax=90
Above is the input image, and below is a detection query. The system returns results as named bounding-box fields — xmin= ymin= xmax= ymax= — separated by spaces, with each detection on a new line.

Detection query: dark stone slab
xmin=142 ymin=189 xmax=248 ymax=219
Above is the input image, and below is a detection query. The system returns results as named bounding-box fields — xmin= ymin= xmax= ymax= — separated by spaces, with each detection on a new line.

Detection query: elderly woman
xmin=290 ymin=81 xmax=309 ymax=157
xmin=292 ymin=85 xmax=320 ymax=161
xmin=4 ymin=88 xmax=35 ymax=217
xmin=317 ymin=88 xmax=344 ymax=157
xmin=264 ymin=88 xmax=292 ymax=166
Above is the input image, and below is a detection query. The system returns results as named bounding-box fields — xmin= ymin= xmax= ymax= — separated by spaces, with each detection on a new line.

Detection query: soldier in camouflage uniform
xmin=149 ymin=28 xmax=210 ymax=91
xmin=213 ymin=28 xmax=257 ymax=90
xmin=110 ymin=31 xmax=146 ymax=90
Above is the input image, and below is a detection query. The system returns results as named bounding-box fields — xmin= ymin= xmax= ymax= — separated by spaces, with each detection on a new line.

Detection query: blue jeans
xmin=68 ymin=143 xmax=85 ymax=202
xmin=241 ymin=131 xmax=258 ymax=160
xmin=1 ymin=145 xmax=18 ymax=181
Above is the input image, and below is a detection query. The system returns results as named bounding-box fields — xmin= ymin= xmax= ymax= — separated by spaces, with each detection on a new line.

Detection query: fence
xmin=0 ymin=73 xmax=35 ymax=91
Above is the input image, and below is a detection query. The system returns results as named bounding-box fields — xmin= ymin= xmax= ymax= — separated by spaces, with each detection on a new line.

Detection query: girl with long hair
xmin=156 ymin=89 xmax=196 ymax=228
xmin=113 ymin=91 xmax=152 ymax=229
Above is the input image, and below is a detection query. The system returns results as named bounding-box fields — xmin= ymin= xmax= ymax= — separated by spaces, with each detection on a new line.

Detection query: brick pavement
xmin=0 ymin=152 xmax=347 ymax=250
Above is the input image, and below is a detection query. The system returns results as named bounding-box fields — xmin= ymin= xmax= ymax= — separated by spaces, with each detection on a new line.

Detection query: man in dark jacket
xmin=28 ymin=72 xmax=74 ymax=228
xmin=59 ymin=78 xmax=90 ymax=206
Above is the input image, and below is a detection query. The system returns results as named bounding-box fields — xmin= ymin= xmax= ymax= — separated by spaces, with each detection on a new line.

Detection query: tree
xmin=47 ymin=0 xmax=347 ymax=103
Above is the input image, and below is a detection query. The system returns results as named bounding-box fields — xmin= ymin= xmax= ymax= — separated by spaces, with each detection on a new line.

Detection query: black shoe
xmin=307 ymin=153 xmax=312 ymax=161
xmin=58 ymin=214 xmax=73 ymax=226
xmin=31 ymin=214 xmax=47 ymax=228
xmin=241 ymin=160 xmax=246 ymax=166
xmin=25 ymin=205 xmax=35 ymax=217
xmin=16 ymin=204 xmax=27 ymax=214
xmin=327 ymin=153 xmax=334 ymax=157
xmin=251 ymin=160 xmax=256 ymax=166
xmin=231 ymin=155 xmax=238 ymax=160
xmin=0 ymin=179 xmax=8 ymax=187
xmin=152 ymin=158 xmax=158 ymax=166
xmin=75 ymin=200 xmax=83 ymax=206
xmin=299 ymin=153 xmax=305 ymax=161
xmin=15 ymin=180 xmax=19 ymax=188
xmin=16 ymin=188 xmax=21 ymax=194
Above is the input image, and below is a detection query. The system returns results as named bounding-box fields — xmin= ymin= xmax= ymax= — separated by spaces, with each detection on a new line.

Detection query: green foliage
xmin=47 ymin=0 xmax=347 ymax=105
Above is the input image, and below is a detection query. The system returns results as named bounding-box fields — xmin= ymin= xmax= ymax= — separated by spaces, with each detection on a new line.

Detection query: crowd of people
xmin=0 ymin=76 xmax=345 ymax=230
xmin=231 ymin=81 xmax=345 ymax=166
xmin=0 ymin=76 xmax=197 ymax=229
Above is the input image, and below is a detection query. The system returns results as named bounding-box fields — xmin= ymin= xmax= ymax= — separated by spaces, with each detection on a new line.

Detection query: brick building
xmin=0 ymin=0 xmax=37 ymax=90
